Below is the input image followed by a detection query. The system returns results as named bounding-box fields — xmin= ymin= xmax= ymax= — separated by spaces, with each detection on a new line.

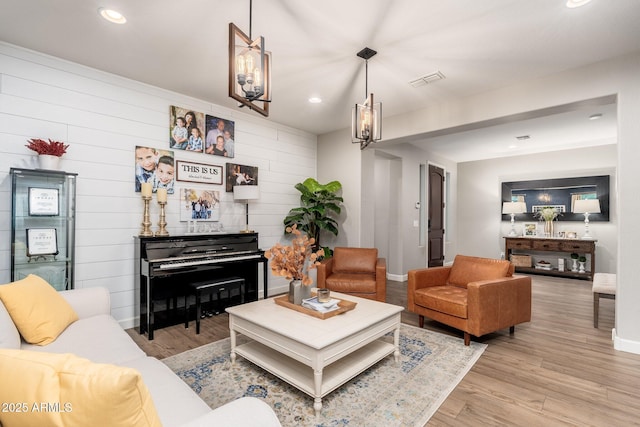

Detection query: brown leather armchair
xmin=407 ymin=255 xmax=531 ymax=345
xmin=316 ymin=247 xmax=386 ymax=302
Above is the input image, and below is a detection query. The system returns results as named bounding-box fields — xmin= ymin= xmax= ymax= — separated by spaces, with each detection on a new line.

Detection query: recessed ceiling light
xmin=566 ymin=0 xmax=592 ymax=8
xmin=99 ymin=8 xmax=127 ymax=24
xmin=308 ymin=97 xmax=322 ymax=104
xmin=589 ymin=113 xmax=603 ymax=120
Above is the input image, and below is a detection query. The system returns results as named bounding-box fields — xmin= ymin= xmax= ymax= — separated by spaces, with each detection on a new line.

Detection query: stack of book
xmin=301 ymin=296 xmax=340 ymax=313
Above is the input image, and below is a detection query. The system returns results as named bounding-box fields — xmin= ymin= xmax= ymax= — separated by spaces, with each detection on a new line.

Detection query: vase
xmin=571 ymin=258 xmax=579 ymax=272
xmin=579 ymin=261 xmax=586 ymax=273
xmin=288 ymin=280 xmax=311 ymax=305
xmin=38 ymin=154 xmax=61 ymax=170
xmin=544 ymin=220 xmax=554 ymax=237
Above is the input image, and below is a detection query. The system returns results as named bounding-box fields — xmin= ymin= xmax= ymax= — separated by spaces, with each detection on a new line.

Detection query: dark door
xmin=428 ymin=164 xmax=445 ymax=267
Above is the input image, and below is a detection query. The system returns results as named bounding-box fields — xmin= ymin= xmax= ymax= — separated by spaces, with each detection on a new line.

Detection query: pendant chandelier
xmin=352 ymin=47 xmax=382 ymax=150
xmin=228 ymin=0 xmax=271 ymax=117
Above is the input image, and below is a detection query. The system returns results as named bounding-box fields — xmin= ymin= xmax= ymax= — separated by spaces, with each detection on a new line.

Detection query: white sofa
xmin=0 ymin=286 xmax=281 ymax=427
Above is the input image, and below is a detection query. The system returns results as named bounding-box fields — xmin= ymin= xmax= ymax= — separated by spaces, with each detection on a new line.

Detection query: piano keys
xmin=134 ymin=233 xmax=268 ymax=340
xmin=155 ymin=251 xmax=262 ymax=271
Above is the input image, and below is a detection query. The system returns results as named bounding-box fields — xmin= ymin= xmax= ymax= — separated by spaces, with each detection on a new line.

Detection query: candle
xmin=317 ymin=288 xmax=330 ymax=303
xmin=141 ymin=182 xmax=152 ymax=198
xmin=157 ymin=188 xmax=167 ymax=203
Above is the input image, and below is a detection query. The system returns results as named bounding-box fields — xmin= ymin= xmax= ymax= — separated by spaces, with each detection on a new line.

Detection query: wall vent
xmin=409 ymin=71 xmax=445 ymax=88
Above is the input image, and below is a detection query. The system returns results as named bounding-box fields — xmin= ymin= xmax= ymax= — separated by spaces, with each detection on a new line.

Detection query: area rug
xmin=163 ymin=324 xmax=486 ymax=427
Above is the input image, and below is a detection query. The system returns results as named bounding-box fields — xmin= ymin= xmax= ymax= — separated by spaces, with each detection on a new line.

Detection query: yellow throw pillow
xmin=0 ymin=350 xmax=162 ymax=427
xmin=0 ymin=274 xmax=78 ymax=345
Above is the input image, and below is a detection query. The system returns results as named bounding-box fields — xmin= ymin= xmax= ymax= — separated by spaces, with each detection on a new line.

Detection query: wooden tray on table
xmin=273 ymin=294 xmax=357 ymax=319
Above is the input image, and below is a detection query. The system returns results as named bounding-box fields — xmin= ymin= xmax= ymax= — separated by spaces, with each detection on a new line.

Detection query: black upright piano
xmin=134 ymin=233 xmax=268 ymax=340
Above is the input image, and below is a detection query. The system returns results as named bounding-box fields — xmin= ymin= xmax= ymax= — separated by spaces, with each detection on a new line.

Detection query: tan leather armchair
xmin=407 ymin=255 xmax=531 ymax=345
xmin=316 ymin=247 xmax=386 ymax=302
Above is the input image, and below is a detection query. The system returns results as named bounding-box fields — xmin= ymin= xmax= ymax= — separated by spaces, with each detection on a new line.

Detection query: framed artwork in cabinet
xmin=26 ymin=228 xmax=59 ymax=257
xmin=28 ymin=187 xmax=59 ymax=216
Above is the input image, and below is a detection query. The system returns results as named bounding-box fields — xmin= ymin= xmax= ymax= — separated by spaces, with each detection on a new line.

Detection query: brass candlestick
xmin=155 ymin=201 xmax=170 ymax=236
xmin=139 ymin=196 xmax=153 ymax=237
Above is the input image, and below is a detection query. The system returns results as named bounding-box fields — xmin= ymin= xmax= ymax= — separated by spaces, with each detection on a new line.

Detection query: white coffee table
xmin=226 ymin=292 xmax=403 ymax=416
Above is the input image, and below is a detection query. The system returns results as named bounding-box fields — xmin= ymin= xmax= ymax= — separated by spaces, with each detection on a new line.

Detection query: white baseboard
xmin=387 ymin=273 xmax=407 ymax=282
xmin=612 ymin=328 xmax=640 ymax=355
xmin=119 ymin=317 xmax=137 ymax=330
xmin=267 ymin=285 xmax=288 ymax=298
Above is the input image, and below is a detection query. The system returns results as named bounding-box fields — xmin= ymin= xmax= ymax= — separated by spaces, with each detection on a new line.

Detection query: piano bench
xmin=187 ymin=277 xmax=245 ymax=334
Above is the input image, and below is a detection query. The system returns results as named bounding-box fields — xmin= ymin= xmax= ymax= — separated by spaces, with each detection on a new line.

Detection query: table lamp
xmin=233 ymin=185 xmax=260 ymax=233
xmin=502 ymin=201 xmax=526 ymax=236
xmin=573 ymin=199 xmax=600 ymax=239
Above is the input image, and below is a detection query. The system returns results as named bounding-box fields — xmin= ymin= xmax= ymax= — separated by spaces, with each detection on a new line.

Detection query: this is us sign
xmin=176 ymin=160 xmax=223 ymax=185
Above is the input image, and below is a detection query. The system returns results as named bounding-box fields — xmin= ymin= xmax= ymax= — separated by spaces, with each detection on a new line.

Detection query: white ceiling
xmin=404 ymin=99 xmax=618 ymax=162
xmin=1 ymin=0 xmax=638 ymax=161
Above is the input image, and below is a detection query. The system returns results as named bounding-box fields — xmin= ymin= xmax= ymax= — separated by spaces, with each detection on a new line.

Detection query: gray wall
xmin=318 ymin=51 xmax=640 ymax=354
xmin=457 ymin=145 xmax=617 ymax=272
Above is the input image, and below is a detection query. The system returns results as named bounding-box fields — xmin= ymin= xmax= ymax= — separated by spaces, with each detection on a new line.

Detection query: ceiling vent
xmin=409 ymin=71 xmax=445 ymax=88
xmin=515 ymin=135 xmax=531 ymax=141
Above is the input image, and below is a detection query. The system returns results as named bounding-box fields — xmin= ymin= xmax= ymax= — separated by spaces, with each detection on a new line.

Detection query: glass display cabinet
xmin=10 ymin=168 xmax=77 ymax=291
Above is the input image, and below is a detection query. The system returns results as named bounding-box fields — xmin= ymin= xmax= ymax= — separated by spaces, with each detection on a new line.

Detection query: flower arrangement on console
xmin=265 ymin=224 xmax=324 ymax=286
xmin=534 ymin=206 xmax=561 ymax=222
xmin=25 ymin=138 xmax=69 ymax=157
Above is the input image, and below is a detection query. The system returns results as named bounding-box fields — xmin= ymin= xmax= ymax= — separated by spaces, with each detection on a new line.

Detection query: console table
xmin=504 ymin=237 xmax=596 ymax=281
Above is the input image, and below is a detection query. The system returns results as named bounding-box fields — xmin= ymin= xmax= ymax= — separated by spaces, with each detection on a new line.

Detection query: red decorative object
xmin=25 ymin=139 xmax=69 ymax=157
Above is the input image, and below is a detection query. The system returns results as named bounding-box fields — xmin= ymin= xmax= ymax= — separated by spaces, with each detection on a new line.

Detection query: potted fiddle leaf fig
xmin=283 ymin=178 xmax=343 ymax=255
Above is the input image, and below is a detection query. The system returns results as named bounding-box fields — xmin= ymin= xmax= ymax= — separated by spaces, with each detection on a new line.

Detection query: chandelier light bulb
xmin=361 ymin=109 xmax=371 ymax=138
xmin=245 ymin=54 xmax=254 ymax=75
xmin=236 ymin=55 xmax=246 ymax=75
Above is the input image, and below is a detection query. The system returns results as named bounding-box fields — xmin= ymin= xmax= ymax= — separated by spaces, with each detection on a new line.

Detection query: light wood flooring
xmin=126 ymin=275 xmax=640 ymax=426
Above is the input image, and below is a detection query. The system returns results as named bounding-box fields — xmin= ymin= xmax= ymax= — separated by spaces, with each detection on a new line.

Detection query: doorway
xmin=373 ymin=153 xmax=402 ymax=277
xmin=428 ymin=164 xmax=445 ymax=267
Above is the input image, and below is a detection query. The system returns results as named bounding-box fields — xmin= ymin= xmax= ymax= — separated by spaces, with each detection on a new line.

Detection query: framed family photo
xmin=225 ymin=163 xmax=258 ymax=192
xmin=205 ymin=114 xmax=235 ymax=158
xmin=523 ymin=223 xmax=537 ymax=236
xmin=169 ymin=106 xmax=205 ymax=152
xmin=134 ymin=146 xmax=175 ymax=194
xmin=180 ymin=188 xmax=220 ymax=222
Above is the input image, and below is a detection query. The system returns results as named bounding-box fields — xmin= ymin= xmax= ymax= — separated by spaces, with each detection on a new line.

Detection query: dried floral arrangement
xmin=25 ymin=138 xmax=69 ymax=157
xmin=265 ymin=224 xmax=324 ymax=285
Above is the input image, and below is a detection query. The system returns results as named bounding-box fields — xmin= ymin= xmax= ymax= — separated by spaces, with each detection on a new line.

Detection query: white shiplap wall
xmin=0 ymin=42 xmax=317 ymax=328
